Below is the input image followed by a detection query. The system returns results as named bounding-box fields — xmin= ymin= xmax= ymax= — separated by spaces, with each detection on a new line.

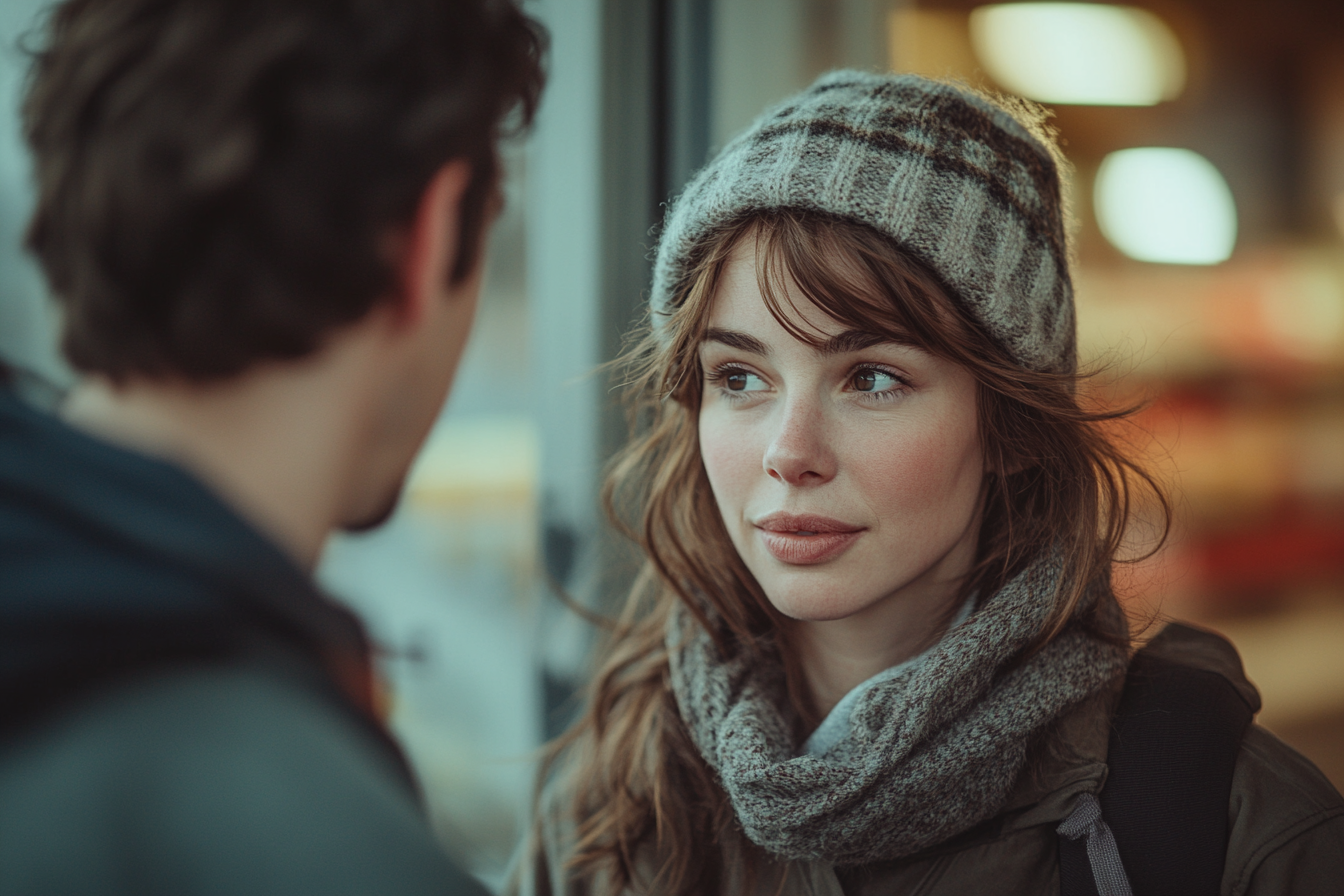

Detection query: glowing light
xmin=970 ymin=3 xmax=1185 ymax=106
xmin=1094 ymin=148 xmax=1237 ymax=265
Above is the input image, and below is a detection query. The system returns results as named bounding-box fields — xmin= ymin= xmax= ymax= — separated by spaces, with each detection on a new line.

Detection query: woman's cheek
xmin=905 ymin=433 xmax=962 ymax=498
xmin=699 ymin=414 xmax=760 ymax=511
xmin=850 ymin=423 xmax=977 ymax=518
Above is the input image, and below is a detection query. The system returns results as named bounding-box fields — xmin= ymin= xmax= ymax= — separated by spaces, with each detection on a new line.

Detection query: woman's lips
xmin=753 ymin=513 xmax=865 ymax=565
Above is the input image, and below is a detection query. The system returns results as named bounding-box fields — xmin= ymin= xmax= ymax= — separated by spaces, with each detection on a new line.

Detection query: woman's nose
xmin=762 ymin=397 xmax=837 ymax=486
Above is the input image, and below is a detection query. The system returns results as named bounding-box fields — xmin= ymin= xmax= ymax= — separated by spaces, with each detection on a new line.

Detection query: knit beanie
xmin=650 ymin=70 xmax=1076 ymax=374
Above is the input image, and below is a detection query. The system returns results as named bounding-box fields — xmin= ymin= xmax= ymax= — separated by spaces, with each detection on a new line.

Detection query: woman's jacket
xmin=512 ymin=624 xmax=1343 ymax=896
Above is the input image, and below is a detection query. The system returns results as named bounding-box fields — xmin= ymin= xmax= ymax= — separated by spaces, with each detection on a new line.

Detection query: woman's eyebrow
xmin=701 ymin=327 xmax=915 ymax=356
xmin=702 ymin=328 xmax=769 ymax=355
xmin=820 ymin=329 xmax=906 ymax=355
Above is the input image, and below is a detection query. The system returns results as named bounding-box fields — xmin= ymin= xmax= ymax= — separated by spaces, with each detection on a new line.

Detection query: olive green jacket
xmin=512 ymin=627 xmax=1344 ymax=896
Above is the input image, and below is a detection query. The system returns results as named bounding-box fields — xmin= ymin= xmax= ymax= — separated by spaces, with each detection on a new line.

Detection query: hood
xmin=0 ymin=386 xmax=373 ymax=732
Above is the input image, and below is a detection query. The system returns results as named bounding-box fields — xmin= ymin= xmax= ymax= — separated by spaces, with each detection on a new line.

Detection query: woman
xmin=513 ymin=72 xmax=1343 ymax=896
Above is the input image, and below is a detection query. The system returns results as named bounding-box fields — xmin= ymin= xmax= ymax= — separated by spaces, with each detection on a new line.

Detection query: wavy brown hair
xmin=527 ymin=208 xmax=1169 ymax=895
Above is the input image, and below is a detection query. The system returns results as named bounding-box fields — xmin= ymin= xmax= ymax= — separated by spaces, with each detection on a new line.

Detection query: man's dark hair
xmin=23 ymin=0 xmax=545 ymax=381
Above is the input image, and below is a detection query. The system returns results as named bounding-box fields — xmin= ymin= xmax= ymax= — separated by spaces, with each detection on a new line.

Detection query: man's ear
xmin=396 ymin=159 xmax=472 ymax=325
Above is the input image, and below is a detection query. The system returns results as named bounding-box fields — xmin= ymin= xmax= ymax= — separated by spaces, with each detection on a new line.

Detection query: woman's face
xmin=697 ymin=240 xmax=986 ymax=624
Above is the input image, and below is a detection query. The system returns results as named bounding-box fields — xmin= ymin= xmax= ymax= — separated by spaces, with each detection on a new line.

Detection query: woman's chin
xmin=763 ymin=587 xmax=878 ymax=623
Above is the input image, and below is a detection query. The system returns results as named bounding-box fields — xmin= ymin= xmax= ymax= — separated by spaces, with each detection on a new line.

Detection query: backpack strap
xmin=1058 ymin=623 xmax=1257 ymax=896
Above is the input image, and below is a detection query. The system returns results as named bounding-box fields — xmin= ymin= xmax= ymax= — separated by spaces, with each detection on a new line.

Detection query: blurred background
xmin=2 ymin=0 xmax=1342 ymax=884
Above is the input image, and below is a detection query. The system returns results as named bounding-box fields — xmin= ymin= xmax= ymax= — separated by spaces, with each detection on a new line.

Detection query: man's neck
xmin=61 ymin=362 xmax=371 ymax=571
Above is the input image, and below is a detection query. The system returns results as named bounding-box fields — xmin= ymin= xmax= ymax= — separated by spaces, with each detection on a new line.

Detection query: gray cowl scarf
xmin=666 ymin=550 xmax=1129 ymax=866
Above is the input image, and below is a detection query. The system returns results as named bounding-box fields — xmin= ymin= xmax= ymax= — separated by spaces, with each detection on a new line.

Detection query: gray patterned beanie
xmin=650 ymin=70 xmax=1076 ymax=373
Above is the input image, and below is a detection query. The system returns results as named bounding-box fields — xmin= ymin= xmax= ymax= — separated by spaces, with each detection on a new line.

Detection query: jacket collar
xmin=0 ymin=387 xmax=377 ymax=725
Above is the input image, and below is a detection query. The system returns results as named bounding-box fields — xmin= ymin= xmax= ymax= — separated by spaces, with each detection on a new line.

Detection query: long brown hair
xmin=535 ymin=208 xmax=1168 ymax=895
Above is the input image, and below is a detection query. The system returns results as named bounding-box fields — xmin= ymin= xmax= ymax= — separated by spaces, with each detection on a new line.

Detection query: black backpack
xmin=1058 ymin=623 xmax=1258 ymax=896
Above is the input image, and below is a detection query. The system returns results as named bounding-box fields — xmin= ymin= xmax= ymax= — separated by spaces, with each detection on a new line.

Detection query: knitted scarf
xmin=665 ymin=552 xmax=1130 ymax=866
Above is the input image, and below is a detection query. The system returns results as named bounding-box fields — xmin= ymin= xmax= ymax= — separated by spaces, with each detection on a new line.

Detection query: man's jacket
xmin=0 ymin=386 xmax=486 ymax=895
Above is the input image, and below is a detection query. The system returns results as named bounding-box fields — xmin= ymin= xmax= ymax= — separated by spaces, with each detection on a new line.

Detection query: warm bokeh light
xmin=969 ymin=3 xmax=1185 ymax=106
xmin=1260 ymin=257 xmax=1344 ymax=362
xmin=1094 ymin=148 xmax=1237 ymax=265
xmin=888 ymin=8 xmax=980 ymax=82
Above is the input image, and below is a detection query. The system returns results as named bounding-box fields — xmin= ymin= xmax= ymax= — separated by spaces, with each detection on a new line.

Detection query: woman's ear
xmin=395 ymin=159 xmax=473 ymax=326
xmin=985 ymin=437 xmax=1032 ymax=478
xmin=998 ymin=451 xmax=1033 ymax=477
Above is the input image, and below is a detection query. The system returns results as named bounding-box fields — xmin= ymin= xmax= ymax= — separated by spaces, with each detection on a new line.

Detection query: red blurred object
xmin=1188 ymin=509 xmax=1344 ymax=594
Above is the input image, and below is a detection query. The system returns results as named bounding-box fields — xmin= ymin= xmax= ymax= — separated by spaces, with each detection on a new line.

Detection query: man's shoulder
xmin=0 ymin=659 xmax=404 ymax=805
xmin=0 ymin=661 xmax=489 ymax=896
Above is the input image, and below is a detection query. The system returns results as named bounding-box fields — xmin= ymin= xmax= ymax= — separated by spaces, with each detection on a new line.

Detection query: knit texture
xmin=665 ymin=549 xmax=1130 ymax=866
xmin=651 ymin=70 xmax=1076 ymax=373
xmin=1058 ymin=793 xmax=1135 ymax=896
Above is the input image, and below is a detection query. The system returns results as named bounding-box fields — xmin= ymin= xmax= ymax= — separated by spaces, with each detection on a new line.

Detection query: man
xmin=0 ymin=1 xmax=544 ymax=893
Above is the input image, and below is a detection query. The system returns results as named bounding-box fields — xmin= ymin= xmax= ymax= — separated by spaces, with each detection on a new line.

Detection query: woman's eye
xmin=711 ymin=366 xmax=767 ymax=395
xmin=724 ymin=370 xmax=766 ymax=392
xmin=851 ymin=368 xmax=903 ymax=393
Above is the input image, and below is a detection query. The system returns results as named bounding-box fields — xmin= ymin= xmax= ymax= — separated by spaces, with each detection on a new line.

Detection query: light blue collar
xmin=800 ymin=592 xmax=978 ymax=757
